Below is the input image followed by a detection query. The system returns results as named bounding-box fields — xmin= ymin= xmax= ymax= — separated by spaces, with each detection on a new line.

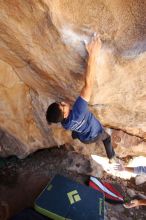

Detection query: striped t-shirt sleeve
xmin=134 ymin=166 xmax=146 ymax=175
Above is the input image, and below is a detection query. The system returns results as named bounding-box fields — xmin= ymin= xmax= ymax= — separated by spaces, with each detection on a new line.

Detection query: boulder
xmin=0 ymin=0 xmax=146 ymax=157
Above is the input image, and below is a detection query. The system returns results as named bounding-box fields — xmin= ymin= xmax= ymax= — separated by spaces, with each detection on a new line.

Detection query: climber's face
xmin=58 ymin=102 xmax=70 ymax=119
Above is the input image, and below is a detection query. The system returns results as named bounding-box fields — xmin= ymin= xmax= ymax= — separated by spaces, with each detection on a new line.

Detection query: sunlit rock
xmin=0 ymin=0 xmax=146 ymax=157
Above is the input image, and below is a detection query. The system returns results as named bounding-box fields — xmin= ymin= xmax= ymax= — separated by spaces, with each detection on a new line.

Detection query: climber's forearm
xmin=80 ymin=57 xmax=97 ymax=102
xmin=80 ymin=35 xmax=101 ymax=102
xmin=84 ymin=55 xmax=97 ymax=87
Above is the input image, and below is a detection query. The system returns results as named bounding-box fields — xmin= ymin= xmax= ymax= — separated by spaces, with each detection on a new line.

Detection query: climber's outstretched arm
xmin=80 ymin=35 xmax=102 ymax=102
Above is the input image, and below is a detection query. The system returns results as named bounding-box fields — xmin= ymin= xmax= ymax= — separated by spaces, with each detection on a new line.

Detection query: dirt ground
xmin=0 ymin=146 xmax=146 ymax=220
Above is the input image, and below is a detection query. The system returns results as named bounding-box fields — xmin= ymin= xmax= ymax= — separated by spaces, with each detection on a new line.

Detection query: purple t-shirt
xmin=61 ymin=96 xmax=103 ymax=142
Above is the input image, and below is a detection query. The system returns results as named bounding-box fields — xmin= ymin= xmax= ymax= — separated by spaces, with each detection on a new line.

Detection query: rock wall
xmin=0 ymin=0 xmax=146 ymax=158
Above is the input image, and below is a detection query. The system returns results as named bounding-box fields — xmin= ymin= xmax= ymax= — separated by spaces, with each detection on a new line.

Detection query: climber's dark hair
xmin=46 ymin=102 xmax=64 ymax=124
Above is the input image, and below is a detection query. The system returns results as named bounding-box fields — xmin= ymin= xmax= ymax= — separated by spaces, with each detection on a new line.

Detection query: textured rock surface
xmin=0 ymin=0 xmax=146 ymax=157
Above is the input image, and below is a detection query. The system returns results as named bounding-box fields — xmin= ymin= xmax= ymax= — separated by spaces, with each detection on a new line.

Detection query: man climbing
xmin=46 ymin=34 xmax=116 ymax=163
